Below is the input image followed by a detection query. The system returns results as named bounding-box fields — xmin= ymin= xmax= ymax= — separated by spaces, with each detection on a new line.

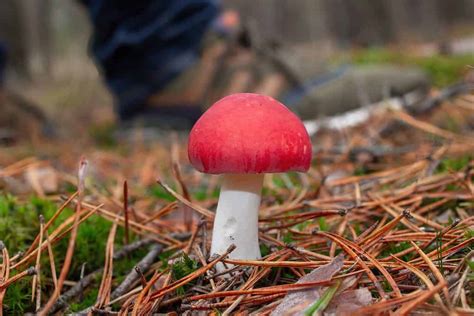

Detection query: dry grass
xmin=0 ymin=93 xmax=473 ymax=314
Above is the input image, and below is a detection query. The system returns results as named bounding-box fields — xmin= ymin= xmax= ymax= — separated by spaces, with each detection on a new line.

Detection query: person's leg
xmin=80 ymin=0 xmax=219 ymax=121
xmin=79 ymin=0 xmax=431 ymax=128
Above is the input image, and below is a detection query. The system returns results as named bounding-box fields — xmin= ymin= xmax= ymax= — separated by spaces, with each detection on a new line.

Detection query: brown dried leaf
xmin=324 ymin=288 xmax=373 ymax=315
xmin=271 ymin=254 xmax=344 ymax=316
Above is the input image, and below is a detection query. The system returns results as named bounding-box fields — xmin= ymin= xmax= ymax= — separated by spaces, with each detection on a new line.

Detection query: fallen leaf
xmin=271 ymin=255 xmax=373 ymax=316
xmin=271 ymin=254 xmax=344 ymax=316
xmin=324 ymin=288 xmax=373 ymax=315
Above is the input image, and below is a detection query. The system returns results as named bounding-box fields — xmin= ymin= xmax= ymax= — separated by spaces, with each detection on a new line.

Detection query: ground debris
xmin=271 ymin=254 xmax=345 ymax=316
xmin=0 ymin=91 xmax=473 ymax=314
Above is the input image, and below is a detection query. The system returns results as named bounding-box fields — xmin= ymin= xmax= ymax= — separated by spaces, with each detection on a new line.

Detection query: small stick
xmin=95 ymin=220 xmax=118 ymax=309
xmin=222 ymin=294 xmax=245 ymax=315
xmin=135 ymin=266 xmax=148 ymax=287
xmin=452 ymin=265 xmax=470 ymax=305
xmin=184 ymin=218 xmax=205 ymax=254
xmin=422 ymin=218 xmax=460 ymax=250
xmin=410 ymin=241 xmax=452 ymax=309
xmin=54 ymin=270 xmax=102 ymax=314
xmin=114 ymin=238 xmax=153 ymax=259
xmin=9 ymin=251 xmax=24 ymax=263
xmin=12 ymin=203 xmax=103 ymax=270
xmin=393 ymin=110 xmax=474 ymax=144
xmin=171 ymin=138 xmax=193 ymax=230
xmin=156 ymin=179 xmax=214 ymax=219
xmin=186 ymin=279 xmax=334 ymax=301
xmin=132 ymin=270 xmax=167 ymax=315
xmin=39 ymin=157 xmax=88 ymax=316
xmin=110 ymin=244 xmax=163 ymax=300
xmin=42 ymin=215 xmax=57 ymax=291
xmin=148 ymin=244 xmax=236 ymax=301
xmin=32 ymin=214 xmax=44 ymax=311
xmin=391 ymin=255 xmax=448 ymax=312
xmin=107 ymin=286 xmax=142 ymax=307
xmin=194 ymin=245 xmax=216 ymax=291
xmin=359 ymin=209 xmax=411 ymax=247
xmin=149 ymin=271 xmax=172 ymax=312
xmin=123 ymin=180 xmax=130 ymax=245
xmin=50 ymin=239 xmax=154 ymax=314
xmin=23 ymin=191 xmax=79 ymax=258
xmin=141 ymin=202 xmax=178 ymax=224
xmin=204 ymin=264 xmax=242 ymax=280
xmin=0 ymin=267 xmax=36 ymax=290
xmin=395 ymin=281 xmax=447 ymax=315
xmin=0 ymin=241 xmax=10 ymax=315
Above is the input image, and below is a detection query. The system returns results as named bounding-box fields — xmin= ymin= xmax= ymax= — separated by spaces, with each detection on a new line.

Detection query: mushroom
xmin=188 ymin=93 xmax=312 ymax=262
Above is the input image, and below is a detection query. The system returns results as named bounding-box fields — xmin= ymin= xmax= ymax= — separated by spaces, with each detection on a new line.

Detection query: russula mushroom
xmin=188 ymin=93 xmax=312 ymax=262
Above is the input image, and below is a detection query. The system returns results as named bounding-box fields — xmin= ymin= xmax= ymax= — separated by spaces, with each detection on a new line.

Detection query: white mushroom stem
xmin=211 ymin=173 xmax=264 ymax=263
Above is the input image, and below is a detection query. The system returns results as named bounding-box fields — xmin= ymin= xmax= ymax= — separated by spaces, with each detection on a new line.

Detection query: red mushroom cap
xmin=188 ymin=93 xmax=312 ymax=174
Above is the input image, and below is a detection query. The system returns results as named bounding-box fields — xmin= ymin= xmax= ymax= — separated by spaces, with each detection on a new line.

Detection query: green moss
xmin=380 ymin=241 xmax=413 ymax=261
xmin=318 ymin=217 xmax=329 ymax=232
xmin=353 ymin=166 xmax=368 ymax=176
xmin=158 ymin=249 xmax=175 ymax=270
xmin=295 ymin=218 xmax=310 ymax=231
xmin=149 ymin=185 xmax=176 ymax=202
xmin=193 ymin=187 xmax=219 ymax=201
xmin=353 ymin=222 xmax=362 ymax=236
xmin=465 ymin=229 xmax=474 ymax=239
xmin=2 ymin=279 xmax=32 ymax=315
xmin=350 ymin=48 xmax=474 ymax=87
xmin=272 ymin=176 xmax=286 ymax=188
xmin=0 ymin=193 xmax=148 ymax=313
xmin=467 ymin=260 xmax=474 ymax=282
xmin=171 ymin=253 xmax=199 ymax=295
xmin=260 ymin=243 xmax=271 ymax=257
xmin=0 ymin=194 xmax=55 ymax=253
xmin=436 ymin=156 xmax=471 ymax=173
xmin=282 ymin=232 xmax=295 ymax=244
xmin=68 ymin=287 xmax=98 ymax=312
xmin=172 ymin=253 xmax=198 ymax=281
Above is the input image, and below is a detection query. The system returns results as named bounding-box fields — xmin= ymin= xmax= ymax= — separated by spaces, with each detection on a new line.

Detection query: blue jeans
xmin=80 ymin=0 xmax=219 ymax=120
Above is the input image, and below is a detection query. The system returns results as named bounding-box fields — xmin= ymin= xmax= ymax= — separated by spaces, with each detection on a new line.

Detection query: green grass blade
xmin=304 ymin=280 xmax=341 ymax=316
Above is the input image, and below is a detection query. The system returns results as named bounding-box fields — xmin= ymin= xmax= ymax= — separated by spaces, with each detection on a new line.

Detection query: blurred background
xmin=0 ymin=0 xmax=473 ymax=142
xmin=1 ymin=2 xmax=473 ymax=315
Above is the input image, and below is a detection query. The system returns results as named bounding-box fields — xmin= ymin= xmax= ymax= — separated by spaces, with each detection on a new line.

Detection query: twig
xmin=395 ymin=281 xmax=447 ymax=315
xmin=95 ymin=220 xmax=118 ymax=309
xmin=42 ymin=215 xmax=57 ymax=291
xmin=23 ymin=191 xmax=79 ymax=258
xmin=410 ymin=241 xmax=452 ymax=309
xmin=110 ymin=244 xmax=163 ymax=300
xmin=39 ymin=158 xmax=88 ymax=315
xmin=0 ymin=267 xmax=36 ymax=290
xmin=393 ymin=109 xmax=474 ymax=144
xmin=123 ymin=180 xmax=130 ymax=245
xmin=156 ymin=179 xmax=214 ymax=219
xmin=171 ymin=139 xmax=193 ymax=230
xmin=0 ymin=241 xmax=10 ymax=316
xmin=50 ymin=269 xmax=102 ymax=314
xmin=49 ymin=238 xmax=154 ymax=314
xmin=31 ymin=214 xmax=45 ymax=311
xmin=148 ymin=244 xmax=236 ymax=301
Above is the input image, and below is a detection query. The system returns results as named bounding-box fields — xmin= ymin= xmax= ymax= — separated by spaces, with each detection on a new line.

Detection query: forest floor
xmin=0 ymin=50 xmax=473 ymax=315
